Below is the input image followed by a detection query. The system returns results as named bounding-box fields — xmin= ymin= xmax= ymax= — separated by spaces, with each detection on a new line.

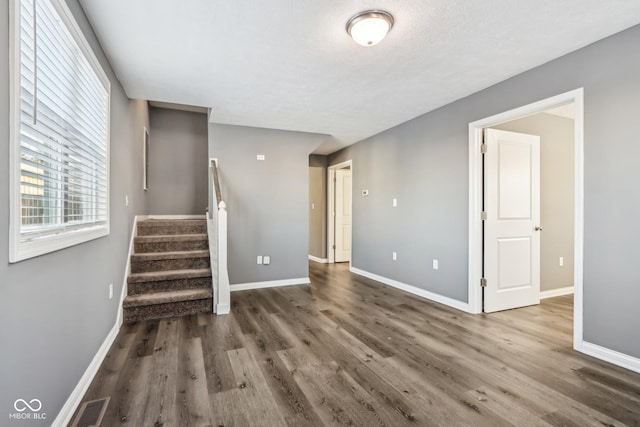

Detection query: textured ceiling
xmin=79 ymin=0 xmax=640 ymax=154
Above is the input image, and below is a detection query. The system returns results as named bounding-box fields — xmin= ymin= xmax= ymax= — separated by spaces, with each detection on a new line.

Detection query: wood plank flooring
xmin=76 ymin=262 xmax=640 ymax=426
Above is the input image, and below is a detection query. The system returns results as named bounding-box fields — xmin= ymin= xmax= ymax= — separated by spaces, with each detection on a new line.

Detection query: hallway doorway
xmin=328 ymin=160 xmax=353 ymax=264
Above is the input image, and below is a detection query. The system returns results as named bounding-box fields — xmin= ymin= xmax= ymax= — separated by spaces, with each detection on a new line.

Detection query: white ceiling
xmin=79 ymin=0 xmax=640 ymax=154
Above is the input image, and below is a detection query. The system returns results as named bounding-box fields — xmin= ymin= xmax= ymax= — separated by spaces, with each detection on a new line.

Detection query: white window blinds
xmin=11 ymin=0 xmax=110 ymax=262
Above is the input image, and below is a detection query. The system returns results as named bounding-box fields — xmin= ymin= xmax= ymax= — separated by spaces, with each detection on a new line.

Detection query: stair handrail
xmin=210 ymin=159 xmax=230 ymax=314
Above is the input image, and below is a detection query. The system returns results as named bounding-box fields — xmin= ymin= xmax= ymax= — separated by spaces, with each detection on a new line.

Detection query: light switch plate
xmin=257 ymin=256 xmax=263 ymax=265
xmin=263 ymin=256 xmax=270 ymax=265
xmin=257 ymin=154 xmax=265 ymax=160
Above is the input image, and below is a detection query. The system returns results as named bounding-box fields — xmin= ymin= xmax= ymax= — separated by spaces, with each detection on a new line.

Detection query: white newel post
xmin=217 ymin=201 xmax=231 ymax=314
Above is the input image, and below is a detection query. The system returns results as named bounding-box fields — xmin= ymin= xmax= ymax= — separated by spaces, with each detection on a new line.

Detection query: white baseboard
xmin=308 ymin=255 xmax=328 ymax=263
xmin=350 ymin=267 xmax=471 ymax=313
xmin=230 ymin=277 xmax=311 ymax=292
xmin=540 ymin=286 xmax=574 ymax=299
xmin=117 ymin=216 xmax=139 ymax=326
xmin=52 ymin=322 xmax=119 ymax=426
xmin=216 ymin=303 xmax=230 ymax=314
xmin=578 ymin=341 xmax=640 ymax=374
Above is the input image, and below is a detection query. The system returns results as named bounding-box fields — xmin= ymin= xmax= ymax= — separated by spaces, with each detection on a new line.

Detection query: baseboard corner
xmin=308 ymin=255 xmax=328 ymax=263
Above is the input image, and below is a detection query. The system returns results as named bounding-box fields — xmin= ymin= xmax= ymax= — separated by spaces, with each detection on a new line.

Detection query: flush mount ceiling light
xmin=346 ymin=10 xmax=394 ymax=47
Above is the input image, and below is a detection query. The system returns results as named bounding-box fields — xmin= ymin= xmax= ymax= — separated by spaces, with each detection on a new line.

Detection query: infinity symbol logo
xmin=14 ymin=399 xmax=42 ymax=412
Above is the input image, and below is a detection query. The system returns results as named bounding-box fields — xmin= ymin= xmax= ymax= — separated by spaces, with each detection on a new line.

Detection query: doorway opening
xmin=328 ymin=160 xmax=353 ymax=264
xmin=468 ymin=88 xmax=584 ymax=351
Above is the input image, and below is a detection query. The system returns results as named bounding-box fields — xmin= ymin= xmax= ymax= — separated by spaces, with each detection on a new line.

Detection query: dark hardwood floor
xmin=76 ymin=262 xmax=640 ymax=426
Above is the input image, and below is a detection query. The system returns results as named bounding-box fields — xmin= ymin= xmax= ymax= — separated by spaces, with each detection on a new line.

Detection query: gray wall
xmin=494 ymin=113 xmax=575 ymax=293
xmin=309 ymin=155 xmax=328 ymax=259
xmin=0 ymin=0 xmax=149 ymax=424
xmin=148 ymin=108 xmax=209 ymax=215
xmin=330 ymin=24 xmax=640 ymax=359
xmin=208 ymin=124 xmax=326 ymax=285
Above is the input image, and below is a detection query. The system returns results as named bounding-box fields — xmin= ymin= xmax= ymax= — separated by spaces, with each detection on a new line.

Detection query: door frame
xmin=327 ymin=160 xmax=353 ymax=264
xmin=467 ymin=88 xmax=584 ymax=350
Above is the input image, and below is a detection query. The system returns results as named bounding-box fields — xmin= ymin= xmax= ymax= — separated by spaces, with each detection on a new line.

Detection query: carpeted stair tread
xmin=123 ymin=288 xmax=213 ymax=308
xmin=128 ymin=268 xmax=212 ymax=284
xmin=134 ymin=234 xmax=208 ymax=243
xmin=136 ymin=219 xmax=207 ymax=236
xmin=131 ymin=250 xmax=210 ymax=261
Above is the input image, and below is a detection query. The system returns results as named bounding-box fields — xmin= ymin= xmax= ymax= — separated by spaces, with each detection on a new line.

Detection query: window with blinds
xmin=10 ymin=0 xmax=111 ymax=262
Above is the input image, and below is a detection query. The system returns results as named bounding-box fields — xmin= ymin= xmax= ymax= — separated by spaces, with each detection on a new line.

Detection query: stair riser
xmin=137 ymin=224 xmax=206 ymax=236
xmin=123 ymin=298 xmax=211 ymax=323
xmin=131 ymin=257 xmax=210 ymax=274
xmin=128 ymin=277 xmax=212 ymax=295
xmin=134 ymin=240 xmax=208 ymax=253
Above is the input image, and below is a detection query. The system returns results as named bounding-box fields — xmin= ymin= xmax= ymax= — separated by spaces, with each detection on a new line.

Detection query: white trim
xmin=216 ymin=303 xmax=230 ymax=314
xmin=230 ymin=277 xmax=311 ymax=292
xmin=327 ymin=159 xmax=353 ymax=264
xmin=117 ymin=216 xmax=138 ymax=326
xmin=52 ymin=322 xmax=119 ymax=427
xmin=467 ymin=88 xmax=585 ymax=336
xmin=137 ymin=214 xmax=206 ymax=220
xmin=350 ymin=267 xmax=471 ymax=313
xmin=143 ymin=127 xmax=149 ymax=191
xmin=308 ymin=255 xmax=328 ymax=263
xmin=578 ymin=342 xmax=640 ymax=374
xmin=540 ymin=286 xmax=574 ymax=299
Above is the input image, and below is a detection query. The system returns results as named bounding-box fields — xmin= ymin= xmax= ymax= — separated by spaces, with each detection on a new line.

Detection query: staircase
xmin=123 ymin=218 xmax=213 ymax=322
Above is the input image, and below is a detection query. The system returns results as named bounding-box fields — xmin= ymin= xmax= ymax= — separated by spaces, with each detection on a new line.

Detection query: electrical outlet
xmin=125 ymin=195 xmax=129 ymax=206
xmin=392 ymin=252 xmax=397 ymax=261
xmin=559 ymin=256 xmax=564 ymax=267
xmin=263 ymin=256 xmax=270 ymax=265
xmin=311 ymin=203 xmax=315 ymax=210
xmin=257 ymin=256 xmax=263 ymax=265
xmin=433 ymin=259 xmax=439 ymax=270
xmin=257 ymin=154 xmax=265 ymax=160
xmin=393 ymin=198 xmax=397 ymax=207
xmin=108 ymin=283 xmax=113 ymax=299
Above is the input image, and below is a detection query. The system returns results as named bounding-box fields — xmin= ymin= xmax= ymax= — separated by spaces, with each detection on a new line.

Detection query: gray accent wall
xmin=148 ymin=107 xmax=209 ymax=215
xmin=309 ymin=155 xmax=328 ymax=260
xmin=208 ymin=124 xmax=326 ymax=285
xmin=494 ymin=113 xmax=575 ymax=293
xmin=0 ymin=0 xmax=150 ymax=424
xmin=330 ymin=24 xmax=640 ymax=359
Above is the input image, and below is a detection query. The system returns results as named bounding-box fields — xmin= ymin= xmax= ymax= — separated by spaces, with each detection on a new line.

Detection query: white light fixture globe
xmin=346 ymin=10 xmax=394 ymax=47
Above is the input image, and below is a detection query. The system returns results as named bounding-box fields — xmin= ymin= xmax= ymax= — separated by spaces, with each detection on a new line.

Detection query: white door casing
xmin=484 ymin=128 xmax=541 ymax=312
xmin=335 ymin=169 xmax=352 ymax=262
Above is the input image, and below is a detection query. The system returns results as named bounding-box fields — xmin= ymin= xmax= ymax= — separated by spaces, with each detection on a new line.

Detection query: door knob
xmin=535 ymin=226 xmax=543 ymax=231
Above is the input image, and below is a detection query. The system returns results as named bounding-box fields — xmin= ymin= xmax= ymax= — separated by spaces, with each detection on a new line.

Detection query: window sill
xmin=9 ymin=224 xmax=110 ymax=263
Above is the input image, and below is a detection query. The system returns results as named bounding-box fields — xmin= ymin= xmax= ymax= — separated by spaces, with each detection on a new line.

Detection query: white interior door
xmin=484 ymin=129 xmax=541 ymax=312
xmin=334 ymin=169 xmax=351 ymax=262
